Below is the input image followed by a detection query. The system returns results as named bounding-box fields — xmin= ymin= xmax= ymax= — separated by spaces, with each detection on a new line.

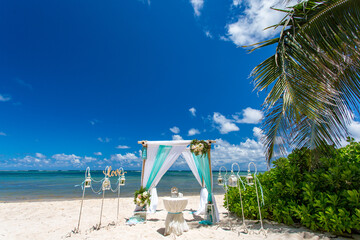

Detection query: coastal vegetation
xmin=225 ymin=139 xmax=360 ymax=235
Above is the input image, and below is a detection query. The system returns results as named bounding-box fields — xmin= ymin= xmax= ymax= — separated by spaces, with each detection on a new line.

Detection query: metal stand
xmin=75 ymin=167 xmax=91 ymax=233
xmin=231 ymin=163 xmax=248 ymax=233
xmin=247 ymin=162 xmax=265 ymax=234
xmin=97 ymin=166 xmax=110 ymax=230
xmin=97 ymin=189 xmax=105 ymax=229
xmin=216 ymin=166 xmax=232 ymax=230
xmin=117 ymin=177 xmax=121 ymax=221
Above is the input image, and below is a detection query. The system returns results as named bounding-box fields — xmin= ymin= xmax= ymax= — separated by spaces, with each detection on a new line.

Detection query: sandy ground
xmin=0 ymin=195 xmax=343 ymax=240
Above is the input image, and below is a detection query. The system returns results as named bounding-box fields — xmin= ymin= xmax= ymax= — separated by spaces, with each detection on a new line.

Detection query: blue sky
xmin=1 ymin=0 xmax=359 ymax=171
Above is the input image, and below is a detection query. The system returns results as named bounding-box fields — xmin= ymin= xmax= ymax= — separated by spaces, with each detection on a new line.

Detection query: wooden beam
xmin=138 ymin=140 xmax=147 ymax=146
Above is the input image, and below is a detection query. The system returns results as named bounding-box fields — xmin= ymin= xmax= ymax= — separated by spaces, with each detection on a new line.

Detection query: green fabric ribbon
xmin=146 ymin=145 xmax=172 ymax=189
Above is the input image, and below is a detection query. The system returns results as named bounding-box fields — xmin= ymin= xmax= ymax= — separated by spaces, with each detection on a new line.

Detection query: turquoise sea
xmin=0 ymin=170 xmax=249 ymax=202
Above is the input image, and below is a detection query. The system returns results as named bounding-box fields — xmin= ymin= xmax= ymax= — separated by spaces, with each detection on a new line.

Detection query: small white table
xmin=163 ymin=197 xmax=189 ymax=236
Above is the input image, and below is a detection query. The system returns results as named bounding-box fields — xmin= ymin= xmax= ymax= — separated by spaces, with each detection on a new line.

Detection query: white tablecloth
xmin=163 ymin=197 xmax=189 ymax=236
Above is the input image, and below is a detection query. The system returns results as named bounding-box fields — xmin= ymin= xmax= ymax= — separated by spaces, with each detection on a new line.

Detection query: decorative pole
xmin=117 ymin=167 xmax=125 ymax=221
xmin=75 ymin=167 xmax=91 ymax=233
xmin=206 ymin=141 xmax=215 ymax=223
xmin=218 ymin=166 xmax=231 ymax=230
xmin=138 ymin=141 xmax=147 ymax=187
xmin=231 ymin=163 xmax=247 ymax=233
xmin=98 ymin=166 xmax=110 ymax=230
xmin=247 ymin=162 xmax=264 ymax=233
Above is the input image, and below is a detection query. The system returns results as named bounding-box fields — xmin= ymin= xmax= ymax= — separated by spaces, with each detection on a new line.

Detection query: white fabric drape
xmin=182 ymin=149 xmax=207 ymax=215
xmin=197 ymin=187 xmax=208 ymax=215
xmin=147 ymin=145 xmax=187 ymax=213
xmin=142 ymin=145 xmax=159 ymax=187
xmin=182 ymin=149 xmax=201 ymax=185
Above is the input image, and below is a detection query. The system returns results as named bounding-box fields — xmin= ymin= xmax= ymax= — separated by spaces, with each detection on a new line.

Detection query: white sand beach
xmin=0 ymin=195 xmax=338 ymax=240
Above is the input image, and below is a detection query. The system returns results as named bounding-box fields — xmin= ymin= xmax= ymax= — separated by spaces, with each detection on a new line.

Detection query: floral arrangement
xmin=190 ymin=139 xmax=210 ymax=156
xmin=134 ymin=186 xmax=151 ymax=208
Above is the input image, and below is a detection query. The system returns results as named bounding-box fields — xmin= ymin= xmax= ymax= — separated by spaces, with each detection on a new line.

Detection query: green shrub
xmin=225 ymin=138 xmax=360 ymax=235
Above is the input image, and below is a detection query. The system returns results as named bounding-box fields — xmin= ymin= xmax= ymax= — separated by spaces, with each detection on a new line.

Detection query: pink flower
xmin=138 ymin=194 xmax=141 ymax=198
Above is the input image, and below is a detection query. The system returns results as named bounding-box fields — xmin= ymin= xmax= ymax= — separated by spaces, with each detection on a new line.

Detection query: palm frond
xmin=247 ymin=0 xmax=360 ymax=165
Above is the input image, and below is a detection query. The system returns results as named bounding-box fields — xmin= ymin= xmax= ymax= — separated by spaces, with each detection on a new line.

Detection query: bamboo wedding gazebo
xmin=137 ymin=140 xmax=219 ymax=222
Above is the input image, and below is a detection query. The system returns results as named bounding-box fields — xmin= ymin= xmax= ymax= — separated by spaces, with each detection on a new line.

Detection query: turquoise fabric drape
xmin=192 ymin=152 xmax=212 ymax=202
xmin=146 ymin=145 xmax=172 ymax=189
xmin=141 ymin=146 xmax=147 ymax=159
xmin=192 ymin=153 xmax=203 ymax=186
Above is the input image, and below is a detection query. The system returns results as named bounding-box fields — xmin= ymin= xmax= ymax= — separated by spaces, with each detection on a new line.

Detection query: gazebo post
xmin=138 ymin=140 xmax=147 ymax=186
xmin=141 ymin=158 xmax=145 ymax=186
xmin=206 ymin=141 xmax=216 ymax=223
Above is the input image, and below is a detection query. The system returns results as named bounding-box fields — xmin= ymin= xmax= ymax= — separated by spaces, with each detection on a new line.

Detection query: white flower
xmin=140 ymin=203 xmax=144 ymax=207
xmin=142 ymin=191 xmax=148 ymax=197
xmin=136 ymin=198 xmax=141 ymax=204
xmin=198 ymin=143 xmax=204 ymax=150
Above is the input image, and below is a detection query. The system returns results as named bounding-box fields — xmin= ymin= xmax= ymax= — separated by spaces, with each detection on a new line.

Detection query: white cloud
xmin=348 ymin=120 xmax=360 ymax=141
xmin=233 ymin=107 xmax=263 ymax=124
xmin=35 ymin=153 xmax=46 ymax=158
xmin=253 ymin=127 xmax=264 ymax=140
xmin=52 ymin=153 xmax=81 ymax=164
xmin=16 ymin=155 xmax=50 ymax=165
xmin=16 ymin=79 xmax=32 ymax=90
xmin=94 ymin=152 xmax=102 ymax=156
xmin=98 ymin=137 xmax=111 ymax=143
xmin=188 ymin=128 xmax=200 ymax=136
xmin=233 ymin=0 xmax=241 ymax=6
xmin=340 ymin=119 xmax=360 ymax=146
xmin=204 ymin=31 xmax=213 ymax=38
xmin=111 ymin=153 xmax=138 ymax=161
xmin=110 ymin=153 xmax=141 ymax=168
xmin=211 ymin=128 xmax=267 ymax=170
xmin=170 ymin=126 xmax=180 ymax=134
xmin=83 ymin=156 xmax=96 ymax=162
xmin=190 ymin=0 xmax=204 ymax=16
xmin=138 ymin=0 xmax=150 ymax=6
xmin=172 ymin=135 xmax=183 ymax=140
xmin=226 ymin=0 xmax=293 ymax=46
xmin=0 ymin=132 xmax=6 ymax=136
xmin=213 ymin=112 xmax=239 ymax=134
xmin=189 ymin=107 xmax=196 ymax=117
xmin=116 ymin=145 xmax=130 ymax=149
xmin=0 ymin=94 xmax=11 ymax=102
xmin=90 ymin=119 xmax=99 ymax=125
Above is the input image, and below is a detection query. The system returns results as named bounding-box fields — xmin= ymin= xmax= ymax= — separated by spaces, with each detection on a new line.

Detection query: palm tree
xmin=245 ymin=0 xmax=360 ymax=164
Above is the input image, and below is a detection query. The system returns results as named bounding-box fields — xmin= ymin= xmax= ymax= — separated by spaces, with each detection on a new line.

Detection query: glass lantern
xmin=171 ymin=187 xmax=179 ymax=198
xmin=84 ymin=177 xmax=91 ymax=188
xmin=120 ymin=174 xmax=125 ymax=186
xmin=217 ymin=172 xmax=223 ymax=186
xmin=228 ymin=170 xmax=238 ymax=187
xmin=102 ymin=177 xmax=111 ymax=190
xmin=246 ymin=171 xmax=254 ymax=186
xmin=206 ymin=203 xmax=214 ymax=223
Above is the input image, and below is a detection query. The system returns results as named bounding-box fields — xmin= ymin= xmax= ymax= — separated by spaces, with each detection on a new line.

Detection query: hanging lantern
xmin=246 ymin=171 xmax=254 ymax=186
xmin=217 ymin=172 xmax=223 ymax=185
xmin=228 ymin=170 xmax=238 ymax=187
xmin=84 ymin=176 xmax=91 ymax=188
xmin=102 ymin=177 xmax=111 ymax=190
xmin=84 ymin=169 xmax=91 ymax=188
xmin=120 ymin=174 xmax=125 ymax=186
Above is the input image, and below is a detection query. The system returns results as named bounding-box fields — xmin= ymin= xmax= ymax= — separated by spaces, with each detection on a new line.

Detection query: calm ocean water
xmin=0 ymin=170 xmax=248 ymax=202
